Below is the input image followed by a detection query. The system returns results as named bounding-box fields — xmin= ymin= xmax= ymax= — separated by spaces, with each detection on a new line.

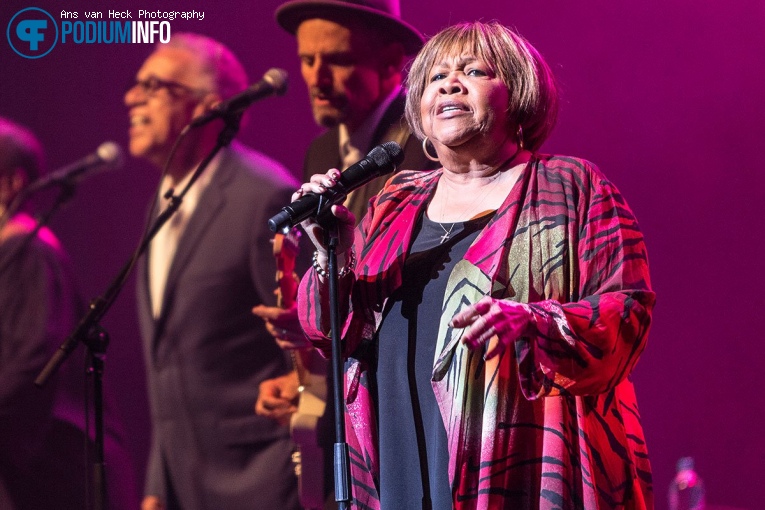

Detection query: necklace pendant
xmin=439 ymin=231 xmax=450 ymax=244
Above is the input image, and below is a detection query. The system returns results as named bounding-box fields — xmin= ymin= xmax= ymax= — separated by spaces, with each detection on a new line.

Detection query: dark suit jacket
xmin=302 ymin=92 xmax=439 ymax=223
xmin=0 ymin=227 xmax=138 ymax=510
xmin=136 ymin=144 xmax=300 ymax=510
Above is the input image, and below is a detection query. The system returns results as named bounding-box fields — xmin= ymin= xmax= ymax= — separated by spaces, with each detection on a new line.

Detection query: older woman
xmin=296 ymin=21 xmax=654 ymax=510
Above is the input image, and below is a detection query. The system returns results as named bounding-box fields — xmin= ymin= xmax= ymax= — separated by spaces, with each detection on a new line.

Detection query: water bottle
xmin=668 ymin=456 xmax=705 ymax=510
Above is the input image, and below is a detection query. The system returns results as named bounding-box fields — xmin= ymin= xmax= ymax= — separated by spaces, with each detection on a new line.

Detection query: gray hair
xmin=160 ymin=33 xmax=248 ymax=100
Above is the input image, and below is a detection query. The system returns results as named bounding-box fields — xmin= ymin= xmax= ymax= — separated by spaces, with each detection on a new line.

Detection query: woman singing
xmin=295 ymin=21 xmax=654 ymax=510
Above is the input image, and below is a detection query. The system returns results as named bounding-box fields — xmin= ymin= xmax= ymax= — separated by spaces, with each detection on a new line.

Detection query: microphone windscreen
xmin=96 ymin=141 xmax=124 ymax=169
xmin=378 ymin=141 xmax=404 ymax=167
xmin=263 ymin=68 xmax=288 ymax=96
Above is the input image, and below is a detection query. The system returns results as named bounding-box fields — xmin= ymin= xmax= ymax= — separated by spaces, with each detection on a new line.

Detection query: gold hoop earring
xmin=422 ymin=137 xmax=440 ymax=162
xmin=516 ymin=125 xmax=525 ymax=151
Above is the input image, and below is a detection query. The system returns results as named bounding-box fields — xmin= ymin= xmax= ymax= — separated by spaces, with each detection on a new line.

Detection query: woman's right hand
xmin=294 ymin=168 xmax=357 ymax=263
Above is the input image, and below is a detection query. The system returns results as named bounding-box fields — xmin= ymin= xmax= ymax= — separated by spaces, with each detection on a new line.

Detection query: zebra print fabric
xmin=298 ymin=154 xmax=655 ymax=509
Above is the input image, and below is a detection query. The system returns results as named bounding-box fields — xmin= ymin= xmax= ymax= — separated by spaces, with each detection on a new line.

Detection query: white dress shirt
xmin=149 ymin=156 xmax=220 ymax=317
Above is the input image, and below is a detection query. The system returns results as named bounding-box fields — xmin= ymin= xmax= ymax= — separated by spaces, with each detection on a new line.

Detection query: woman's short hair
xmin=405 ymin=21 xmax=559 ymax=152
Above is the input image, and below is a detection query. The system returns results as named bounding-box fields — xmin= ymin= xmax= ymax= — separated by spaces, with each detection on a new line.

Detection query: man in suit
xmin=0 ymin=117 xmax=138 ymax=509
xmin=253 ymin=1 xmax=438 ymax=507
xmin=125 ymin=33 xmax=300 ymax=510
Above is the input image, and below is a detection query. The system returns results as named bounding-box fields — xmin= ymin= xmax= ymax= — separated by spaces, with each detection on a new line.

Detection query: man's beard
xmin=311 ymin=92 xmax=348 ymax=128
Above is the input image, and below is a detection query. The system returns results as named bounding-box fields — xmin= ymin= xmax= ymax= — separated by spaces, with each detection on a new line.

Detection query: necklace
xmin=437 ymin=176 xmax=498 ymax=244
xmin=435 ymin=149 xmax=523 ymax=244
xmin=437 ymin=222 xmax=455 ymax=244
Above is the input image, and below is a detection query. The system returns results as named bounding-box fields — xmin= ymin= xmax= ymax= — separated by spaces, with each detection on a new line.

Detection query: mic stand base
xmin=85 ymin=326 xmax=109 ymax=510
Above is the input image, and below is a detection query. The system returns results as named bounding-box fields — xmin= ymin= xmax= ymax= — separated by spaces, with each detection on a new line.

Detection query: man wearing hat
xmin=274 ymin=0 xmax=436 ymax=217
xmin=253 ymin=1 xmax=437 ymax=508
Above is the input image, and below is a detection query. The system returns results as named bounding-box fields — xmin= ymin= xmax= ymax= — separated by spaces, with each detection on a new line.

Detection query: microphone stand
xmin=34 ymin=114 xmax=243 ymax=510
xmin=318 ymin=218 xmax=353 ymax=510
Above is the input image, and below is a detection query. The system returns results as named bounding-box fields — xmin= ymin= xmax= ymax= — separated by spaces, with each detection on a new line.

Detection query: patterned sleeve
xmin=298 ymin=170 xmax=438 ymax=362
xmin=297 ymin=158 xmax=419 ymax=356
xmin=297 ymin=268 xmax=341 ymax=358
xmin=296 ymin=235 xmax=365 ymax=360
xmin=516 ymin=163 xmax=656 ymax=398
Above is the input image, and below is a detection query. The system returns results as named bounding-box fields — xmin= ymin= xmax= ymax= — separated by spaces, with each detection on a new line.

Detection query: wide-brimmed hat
xmin=275 ymin=0 xmax=424 ymax=55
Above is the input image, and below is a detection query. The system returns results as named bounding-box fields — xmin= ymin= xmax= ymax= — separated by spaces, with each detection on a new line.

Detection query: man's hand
xmin=141 ymin=495 xmax=164 ymax=510
xmin=252 ymin=305 xmax=311 ymax=350
xmin=255 ymin=371 xmax=300 ymax=426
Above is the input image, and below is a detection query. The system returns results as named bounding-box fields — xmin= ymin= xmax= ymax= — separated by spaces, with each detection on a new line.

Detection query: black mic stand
xmin=317 ymin=216 xmax=353 ymax=510
xmin=34 ymin=114 xmax=243 ymax=510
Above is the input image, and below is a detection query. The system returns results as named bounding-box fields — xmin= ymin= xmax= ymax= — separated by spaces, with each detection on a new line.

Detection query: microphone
xmin=189 ymin=68 xmax=289 ymax=127
xmin=26 ymin=141 xmax=123 ymax=193
xmin=268 ymin=141 xmax=404 ymax=233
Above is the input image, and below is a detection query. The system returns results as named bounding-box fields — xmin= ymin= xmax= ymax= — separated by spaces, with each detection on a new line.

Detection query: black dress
xmin=376 ymin=212 xmax=493 ymax=510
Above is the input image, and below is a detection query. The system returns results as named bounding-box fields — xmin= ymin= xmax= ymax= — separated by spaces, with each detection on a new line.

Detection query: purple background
xmin=2 ymin=0 xmax=763 ymax=507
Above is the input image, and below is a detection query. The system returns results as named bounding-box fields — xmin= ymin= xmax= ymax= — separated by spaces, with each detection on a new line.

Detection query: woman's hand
xmin=294 ymin=168 xmax=357 ymax=266
xmin=450 ymin=296 xmax=536 ymax=360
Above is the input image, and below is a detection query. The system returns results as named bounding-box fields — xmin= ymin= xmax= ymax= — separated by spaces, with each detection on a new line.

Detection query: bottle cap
xmin=676 ymin=456 xmax=695 ymax=472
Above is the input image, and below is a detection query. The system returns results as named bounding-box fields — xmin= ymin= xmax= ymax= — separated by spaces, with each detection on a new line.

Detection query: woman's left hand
xmin=450 ymin=296 xmax=536 ymax=360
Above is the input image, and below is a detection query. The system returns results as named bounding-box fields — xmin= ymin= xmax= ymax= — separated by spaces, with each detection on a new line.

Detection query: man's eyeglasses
xmin=127 ymin=76 xmax=208 ymax=98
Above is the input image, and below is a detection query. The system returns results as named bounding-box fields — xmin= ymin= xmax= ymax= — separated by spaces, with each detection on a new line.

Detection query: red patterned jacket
xmin=298 ymin=155 xmax=655 ymax=509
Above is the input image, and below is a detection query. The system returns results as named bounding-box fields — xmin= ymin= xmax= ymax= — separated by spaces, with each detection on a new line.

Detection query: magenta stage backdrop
xmin=2 ymin=1 xmax=763 ymax=508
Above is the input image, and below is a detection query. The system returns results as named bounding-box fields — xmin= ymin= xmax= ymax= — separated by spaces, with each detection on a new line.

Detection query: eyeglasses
xmin=127 ymin=76 xmax=208 ymax=98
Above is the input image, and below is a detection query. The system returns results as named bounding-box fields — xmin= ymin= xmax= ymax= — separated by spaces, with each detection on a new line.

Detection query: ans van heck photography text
xmin=57 ymin=9 xmax=205 ymax=44
xmin=60 ymin=10 xmax=205 ymax=21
